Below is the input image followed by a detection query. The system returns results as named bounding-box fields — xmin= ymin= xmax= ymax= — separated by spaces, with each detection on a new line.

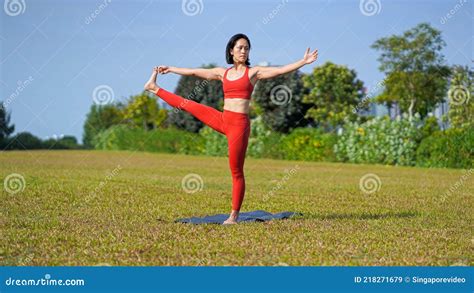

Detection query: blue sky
xmin=1 ymin=0 xmax=472 ymax=142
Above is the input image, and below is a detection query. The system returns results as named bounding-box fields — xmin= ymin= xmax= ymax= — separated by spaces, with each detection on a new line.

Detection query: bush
xmin=5 ymin=132 xmax=43 ymax=150
xmin=334 ymin=114 xmax=421 ymax=166
xmin=247 ymin=116 xmax=283 ymax=159
xmin=3 ymin=133 xmax=82 ymax=150
xmin=198 ymin=126 xmax=228 ymax=157
xmin=83 ymin=104 xmax=123 ymax=148
xmin=93 ymin=125 xmax=203 ymax=154
xmin=416 ymin=127 xmax=473 ymax=169
xmin=420 ymin=116 xmax=440 ymax=141
xmin=278 ymin=127 xmax=336 ymax=161
xmin=42 ymin=136 xmax=82 ymax=150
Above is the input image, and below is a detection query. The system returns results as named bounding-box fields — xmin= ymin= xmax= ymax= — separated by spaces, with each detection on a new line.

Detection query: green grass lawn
xmin=0 ymin=150 xmax=472 ymax=266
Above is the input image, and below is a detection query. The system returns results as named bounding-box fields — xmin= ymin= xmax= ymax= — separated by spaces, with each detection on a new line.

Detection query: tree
xmin=0 ymin=102 xmax=15 ymax=148
xmin=83 ymin=103 xmax=123 ymax=148
xmin=252 ymin=69 xmax=312 ymax=133
xmin=371 ymin=23 xmax=450 ymax=119
xmin=6 ymin=132 xmax=43 ymax=150
xmin=302 ymin=61 xmax=365 ymax=131
xmin=166 ymin=64 xmax=223 ymax=133
xmin=58 ymin=135 xmax=80 ymax=149
xmin=446 ymin=65 xmax=473 ymax=128
xmin=122 ymin=92 xmax=167 ymax=130
xmin=43 ymin=135 xmax=81 ymax=149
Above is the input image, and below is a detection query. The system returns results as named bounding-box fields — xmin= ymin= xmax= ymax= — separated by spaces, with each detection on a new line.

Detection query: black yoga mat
xmin=175 ymin=210 xmax=302 ymax=225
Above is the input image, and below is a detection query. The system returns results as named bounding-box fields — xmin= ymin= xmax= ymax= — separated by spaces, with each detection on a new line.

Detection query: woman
xmin=144 ymin=33 xmax=318 ymax=224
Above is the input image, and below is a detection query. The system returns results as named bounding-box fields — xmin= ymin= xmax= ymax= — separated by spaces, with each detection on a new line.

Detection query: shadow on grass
xmin=298 ymin=211 xmax=419 ymax=220
xmin=159 ymin=211 xmax=419 ymax=224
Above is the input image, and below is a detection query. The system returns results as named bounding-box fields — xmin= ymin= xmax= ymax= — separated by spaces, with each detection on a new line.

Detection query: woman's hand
xmin=303 ymin=48 xmax=318 ymax=65
xmin=158 ymin=65 xmax=171 ymax=74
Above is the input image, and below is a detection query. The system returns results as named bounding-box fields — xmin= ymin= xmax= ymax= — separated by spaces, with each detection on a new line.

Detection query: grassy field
xmin=0 ymin=150 xmax=472 ymax=266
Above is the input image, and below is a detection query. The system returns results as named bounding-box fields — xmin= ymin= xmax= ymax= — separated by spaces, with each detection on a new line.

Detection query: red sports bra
xmin=222 ymin=66 xmax=254 ymax=99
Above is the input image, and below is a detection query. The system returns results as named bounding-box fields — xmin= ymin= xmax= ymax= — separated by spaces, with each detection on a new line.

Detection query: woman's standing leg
xmin=222 ymin=111 xmax=251 ymax=224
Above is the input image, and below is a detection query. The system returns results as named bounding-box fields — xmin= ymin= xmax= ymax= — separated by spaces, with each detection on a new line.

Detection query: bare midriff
xmin=223 ymin=98 xmax=250 ymax=114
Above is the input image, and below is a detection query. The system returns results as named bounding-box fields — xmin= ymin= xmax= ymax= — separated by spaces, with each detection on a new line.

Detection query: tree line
xmin=1 ymin=23 xmax=472 ymax=151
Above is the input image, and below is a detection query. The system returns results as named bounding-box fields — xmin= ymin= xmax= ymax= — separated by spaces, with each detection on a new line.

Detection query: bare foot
xmin=222 ymin=210 xmax=239 ymax=225
xmin=144 ymin=67 xmax=160 ymax=94
xmin=223 ymin=218 xmax=238 ymax=225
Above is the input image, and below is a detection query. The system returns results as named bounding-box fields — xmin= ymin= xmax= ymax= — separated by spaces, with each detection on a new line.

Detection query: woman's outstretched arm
xmin=158 ymin=65 xmax=225 ymax=81
xmin=254 ymin=47 xmax=318 ymax=80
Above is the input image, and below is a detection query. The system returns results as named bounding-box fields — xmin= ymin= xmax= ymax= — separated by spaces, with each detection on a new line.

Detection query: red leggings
xmin=155 ymin=88 xmax=250 ymax=211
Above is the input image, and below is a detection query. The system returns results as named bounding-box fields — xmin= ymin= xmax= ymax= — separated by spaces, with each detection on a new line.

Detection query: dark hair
xmin=225 ymin=33 xmax=251 ymax=66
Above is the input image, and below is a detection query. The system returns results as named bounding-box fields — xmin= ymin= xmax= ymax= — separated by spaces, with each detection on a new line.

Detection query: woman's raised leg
xmin=144 ymin=67 xmax=225 ymax=134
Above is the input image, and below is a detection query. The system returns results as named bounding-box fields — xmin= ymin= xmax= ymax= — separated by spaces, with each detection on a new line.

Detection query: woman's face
xmin=231 ymin=38 xmax=250 ymax=64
